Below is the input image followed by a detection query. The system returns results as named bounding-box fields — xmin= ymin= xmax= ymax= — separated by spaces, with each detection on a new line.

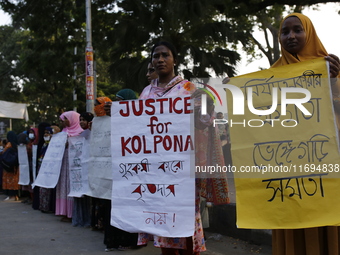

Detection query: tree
xmin=0 ymin=0 xmax=338 ymax=128
xmin=0 ymin=25 xmax=27 ymax=102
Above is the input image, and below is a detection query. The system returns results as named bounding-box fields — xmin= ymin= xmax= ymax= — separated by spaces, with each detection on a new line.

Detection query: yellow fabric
xmin=272 ymin=13 xmax=328 ymax=67
xmin=271 ymin=13 xmax=340 ymax=255
xmin=272 ymin=12 xmax=340 ymax=137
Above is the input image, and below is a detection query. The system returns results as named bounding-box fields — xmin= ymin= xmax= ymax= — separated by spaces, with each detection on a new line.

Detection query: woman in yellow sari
xmin=272 ymin=13 xmax=340 ymax=255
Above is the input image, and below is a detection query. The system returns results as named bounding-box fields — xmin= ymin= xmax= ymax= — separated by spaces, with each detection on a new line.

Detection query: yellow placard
xmin=226 ymin=57 xmax=340 ymax=229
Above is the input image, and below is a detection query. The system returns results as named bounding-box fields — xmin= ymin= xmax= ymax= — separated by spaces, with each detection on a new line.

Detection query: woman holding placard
xmin=56 ymin=111 xmax=83 ymax=222
xmin=271 ymin=13 xmax=340 ymax=255
xmin=138 ymin=41 xmax=229 ymax=255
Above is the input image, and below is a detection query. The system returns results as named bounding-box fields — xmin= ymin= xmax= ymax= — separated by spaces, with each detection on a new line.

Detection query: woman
xmin=79 ymin=112 xmax=94 ymax=139
xmin=104 ymin=64 xmax=157 ymax=116
xmin=271 ymin=13 xmax=340 ymax=255
xmin=102 ymin=90 xmax=142 ymax=252
xmin=32 ymin=122 xmax=51 ymax=210
xmin=138 ymin=41 xmax=229 ymax=255
xmin=56 ymin=111 xmax=83 ymax=222
xmin=21 ymin=128 xmax=39 ymax=204
xmin=115 ymin=88 xmax=138 ymax=101
xmin=146 ymin=61 xmax=158 ymax=84
xmin=39 ymin=127 xmax=57 ymax=213
xmin=90 ymin=99 xmax=112 ymax=233
xmin=72 ymin=112 xmax=94 ymax=227
xmin=1 ymin=131 xmax=19 ymax=201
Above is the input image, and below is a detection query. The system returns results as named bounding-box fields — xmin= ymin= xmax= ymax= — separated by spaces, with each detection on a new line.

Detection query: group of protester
xmin=0 ymin=13 xmax=340 ymax=255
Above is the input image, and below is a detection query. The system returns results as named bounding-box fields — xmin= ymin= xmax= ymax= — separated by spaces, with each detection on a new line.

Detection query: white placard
xmin=68 ymin=136 xmax=89 ymax=197
xmin=18 ymin=145 xmax=30 ymax=185
xmin=32 ymin=132 xmax=67 ymax=188
xmin=86 ymin=116 xmax=112 ymax=199
xmin=110 ymin=96 xmax=195 ymax=238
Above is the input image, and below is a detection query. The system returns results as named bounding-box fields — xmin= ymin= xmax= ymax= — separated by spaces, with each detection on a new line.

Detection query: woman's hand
xmin=325 ymin=54 xmax=340 ymax=78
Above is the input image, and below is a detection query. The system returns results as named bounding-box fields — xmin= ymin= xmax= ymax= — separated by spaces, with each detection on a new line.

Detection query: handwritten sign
xmin=226 ymin=58 xmax=340 ymax=228
xmin=68 ymin=136 xmax=89 ymax=197
xmin=110 ymin=96 xmax=195 ymax=237
xmin=18 ymin=144 xmax=30 ymax=185
xmin=32 ymin=132 xmax=67 ymax=188
xmin=86 ymin=116 xmax=112 ymax=199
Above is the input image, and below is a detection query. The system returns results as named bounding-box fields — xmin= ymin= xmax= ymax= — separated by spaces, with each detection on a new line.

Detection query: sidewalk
xmin=0 ymin=194 xmax=271 ymax=255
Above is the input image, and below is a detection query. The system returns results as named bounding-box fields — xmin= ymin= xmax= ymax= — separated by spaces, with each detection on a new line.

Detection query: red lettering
xmin=173 ymin=97 xmax=183 ymax=114
xmin=184 ymin=135 xmax=194 ymax=151
xmin=131 ymin=136 xmax=142 ymax=154
xmin=173 ymin=135 xmax=183 ymax=152
xmin=169 ymin=98 xmax=173 ymax=113
xmin=184 ymin=97 xmax=192 ymax=114
xmin=156 ymin=98 xmax=168 ymax=114
xmin=147 ymin=116 xmax=158 ymax=135
xmin=121 ymin=137 xmax=132 ymax=156
xmin=163 ymin=135 xmax=172 ymax=151
xmin=142 ymin=135 xmax=151 ymax=154
xmin=145 ymin=99 xmax=156 ymax=115
xmin=130 ymin=100 xmax=143 ymax=116
xmin=154 ymin=135 xmax=163 ymax=153
xmin=119 ymin=101 xmax=130 ymax=117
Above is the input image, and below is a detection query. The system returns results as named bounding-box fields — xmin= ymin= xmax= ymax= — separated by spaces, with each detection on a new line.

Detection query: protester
xmin=72 ymin=112 xmax=94 ymax=227
xmin=56 ymin=111 xmax=83 ymax=222
xmin=102 ymin=89 xmax=142 ymax=252
xmin=115 ymin=88 xmax=138 ymax=101
xmin=79 ymin=112 xmax=94 ymax=139
xmin=94 ymin=97 xmax=112 ymax=117
xmin=146 ymin=61 xmax=158 ymax=84
xmin=32 ymin=122 xmax=51 ymax=210
xmin=271 ymin=13 xmax=340 ymax=255
xmin=1 ymin=131 xmax=20 ymax=201
xmin=90 ymin=99 xmax=112 ymax=233
xmin=104 ymin=62 xmax=157 ymax=116
xmin=17 ymin=131 xmax=30 ymax=203
xmin=137 ymin=41 xmax=229 ymax=255
xmin=39 ymin=127 xmax=57 ymax=213
xmin=21 ymin=128 xmax=38 ymax=205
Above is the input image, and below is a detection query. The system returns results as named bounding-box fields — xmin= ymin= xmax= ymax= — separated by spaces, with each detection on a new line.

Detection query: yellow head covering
xmin=272 ymin=13 xmax=328 ymax=68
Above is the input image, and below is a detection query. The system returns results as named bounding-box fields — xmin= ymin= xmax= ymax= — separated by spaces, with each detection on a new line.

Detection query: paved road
xmin=0 ymin=194 xmax=271 ymax=255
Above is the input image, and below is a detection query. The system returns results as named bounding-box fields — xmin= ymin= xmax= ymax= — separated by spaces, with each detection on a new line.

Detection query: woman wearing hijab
xmin=56 ymin=111 xmax=83 ymax=222
xmin=21 ymin=128 xmax=38 ymax=204
xmin=32 ymin=122 xmax=51 ymax=210
xmin=115 ymin=89 xmax=138 ymax=101
xmin=271 ymin=13 xmax=340 ymax=255
xmin=1 ymin=131 xmax=19 ymax=201
xmin=39 ymin=127 xmax=57 ymax=213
